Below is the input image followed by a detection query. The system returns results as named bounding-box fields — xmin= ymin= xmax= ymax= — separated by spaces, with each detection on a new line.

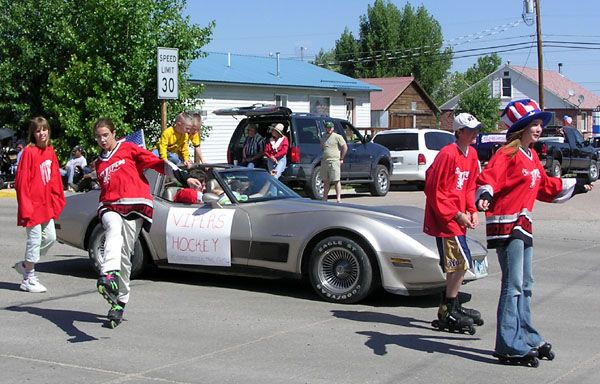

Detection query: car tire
xmin=308 ymin=236 xmax=374 ymax=304
xmin=88 ymin=224 xmax=146 ymax=279
xmin=588 ymin=160 xmax=599 ymax=183
xmin=550 ymin=160 xmax=562 ymax=178
xmin=305 ymin=165 xmax=324 ymax=200
xmin=369 ymin=164 xmax=390 ymax=196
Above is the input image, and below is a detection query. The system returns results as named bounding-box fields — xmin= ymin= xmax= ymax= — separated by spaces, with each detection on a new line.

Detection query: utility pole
xmin=535 ymin=0 xmax=544 ymax=108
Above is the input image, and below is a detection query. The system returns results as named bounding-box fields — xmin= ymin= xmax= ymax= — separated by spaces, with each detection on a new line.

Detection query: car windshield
xmin=216 ymin=168 xmax=300 ymax=203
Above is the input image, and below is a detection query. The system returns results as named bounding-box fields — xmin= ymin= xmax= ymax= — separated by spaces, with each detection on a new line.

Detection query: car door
xmin=150 ymin=175 xmax=251 ymax=268
xmin=339 ymin=120 xmax=371 ymax=178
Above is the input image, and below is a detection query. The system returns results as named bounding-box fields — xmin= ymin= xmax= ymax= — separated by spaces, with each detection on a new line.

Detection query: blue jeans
xmin=267 ymin=156 xmax=286 ymax=179
xmin=151 ymin=149 xmax=181 ymax=164
xmin=495 ymin=238 xmax=544 ymax=356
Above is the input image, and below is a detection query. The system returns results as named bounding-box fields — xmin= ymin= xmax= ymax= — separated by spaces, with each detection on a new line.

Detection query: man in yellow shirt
xmin=152 ymin=112 xmax=192 ymax=166
xmin=189 ymin=113 xmax=205 ymax=164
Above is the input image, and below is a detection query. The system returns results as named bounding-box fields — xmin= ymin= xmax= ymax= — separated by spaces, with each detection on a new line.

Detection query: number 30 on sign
xmin=157 ymin=47 xmax=179 ymax=100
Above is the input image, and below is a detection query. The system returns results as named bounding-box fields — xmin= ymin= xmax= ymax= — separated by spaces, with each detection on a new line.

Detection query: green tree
xmin=464 ymin=53 xmax=502 ymax=84
xmin=457 ymin=82 xmax=501 ymax=132
xmin=0 ymin=0 xmax=213 ymax=160
xmin=331 ymin=0 xmax=452 ymax=95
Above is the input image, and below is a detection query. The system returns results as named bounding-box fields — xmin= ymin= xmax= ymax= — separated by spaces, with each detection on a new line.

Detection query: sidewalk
xmin=0 ymin=188 xmax=16 ymax=198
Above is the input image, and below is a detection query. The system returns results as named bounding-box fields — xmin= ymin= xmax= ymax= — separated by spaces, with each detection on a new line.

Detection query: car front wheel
xmin=369 ymin=164 xmax=390 ymax=196
xmin=550 ymin=160 xmax=562 ymax=177
xmin=588 ymin=160 xmax=598 ymax=183
xmin=88 ymin=224 xmax=147 ymax=279
xmin=308 ymin=236 xmax=374 ymax=304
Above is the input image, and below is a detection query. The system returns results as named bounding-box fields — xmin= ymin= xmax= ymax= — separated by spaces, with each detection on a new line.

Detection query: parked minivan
xmin=215 ymin=105 xmax=392 ymax=199
xmin=371 ymin=128 xmax=455 ymax=187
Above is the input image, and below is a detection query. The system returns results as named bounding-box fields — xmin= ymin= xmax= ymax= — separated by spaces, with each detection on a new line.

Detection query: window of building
xmin=582 ymin=112 xmax=588 ymax=131
xmin=275 ymin=94 xmax=288 ymax=107
xmin=501 ymin=77 xmax=512 ymax=97
xmin=309 ymin=96 xmax=330 ymax=116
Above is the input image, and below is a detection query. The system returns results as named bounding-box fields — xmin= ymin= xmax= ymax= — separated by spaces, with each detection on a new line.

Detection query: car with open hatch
xmin=215 ymin=105 xmax=392 ymax=200
xmin=55 ymin=164 xmax=488 ymax=304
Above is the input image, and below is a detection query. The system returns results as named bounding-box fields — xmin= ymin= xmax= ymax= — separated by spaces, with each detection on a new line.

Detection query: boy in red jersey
xmin=477 ymin=99 xmax=592 ymax=365
xmin=424 ymin=113 xmax=482 ymax=334
xmin=93 ymin=118 xmax=201 ymax=327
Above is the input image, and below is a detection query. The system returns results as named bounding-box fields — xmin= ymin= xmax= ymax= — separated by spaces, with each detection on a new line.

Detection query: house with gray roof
xmin=440 ymin=64 xmax=600 ymax=133
xmin=186 ymin=52 xmax=380 ymax=163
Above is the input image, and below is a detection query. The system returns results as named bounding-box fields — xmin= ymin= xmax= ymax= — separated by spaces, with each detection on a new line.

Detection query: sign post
xmin=157 ymin=47 xmax=179 ymax=131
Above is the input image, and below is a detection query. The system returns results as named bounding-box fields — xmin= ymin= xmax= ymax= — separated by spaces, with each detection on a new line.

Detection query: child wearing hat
xmin=424 ymin=112 xmax=483 ymax=335
xmin=476 ymin=99 xmax=593 ymax=365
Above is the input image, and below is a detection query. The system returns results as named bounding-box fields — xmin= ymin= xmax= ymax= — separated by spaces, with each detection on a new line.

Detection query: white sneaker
xmin=19 ymin=275 xmax=47 ymax=293
xmin=13 ymin=261 xmax=26 ymax=278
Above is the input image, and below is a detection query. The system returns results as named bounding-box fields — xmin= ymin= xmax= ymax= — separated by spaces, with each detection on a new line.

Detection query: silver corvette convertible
xmin=55 ymin=165 xmax=488 ymax=304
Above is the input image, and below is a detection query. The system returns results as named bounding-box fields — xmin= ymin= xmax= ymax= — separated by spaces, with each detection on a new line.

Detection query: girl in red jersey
xmin=13 ymin=117 xmax=65 ymax=293
xmin=476 ymin=99 xmax=592 ymax=365
xmin=264 ymin=123 xmax=288 ymax=179
xmin=93 ymin=118 xmax=201 ymax=327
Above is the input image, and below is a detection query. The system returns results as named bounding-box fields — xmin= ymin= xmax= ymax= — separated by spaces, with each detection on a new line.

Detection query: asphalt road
xmin=1 ymin=185 xmax=599 ymax=384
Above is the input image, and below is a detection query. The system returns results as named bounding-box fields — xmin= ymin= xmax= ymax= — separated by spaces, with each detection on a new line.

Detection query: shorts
xmin=435 ymin=236 xmax=473 ymax=273
xmin=321 ymin=159 xmax=341 ymax=182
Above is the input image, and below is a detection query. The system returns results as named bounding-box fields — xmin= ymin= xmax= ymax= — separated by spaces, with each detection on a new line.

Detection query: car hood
xmin=250 ymin=198 xmax=423 ymax=228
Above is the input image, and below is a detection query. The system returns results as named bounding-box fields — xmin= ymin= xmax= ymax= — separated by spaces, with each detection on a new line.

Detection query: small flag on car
xmin=123 ymin=129 xmax=146 ymax=149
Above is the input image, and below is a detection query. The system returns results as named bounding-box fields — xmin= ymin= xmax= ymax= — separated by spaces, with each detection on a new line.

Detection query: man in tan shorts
xmin=320 ymin=121 xmax=347 ymax=202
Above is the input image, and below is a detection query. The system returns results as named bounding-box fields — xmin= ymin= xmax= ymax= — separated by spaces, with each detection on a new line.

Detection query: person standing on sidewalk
xmin=476 ymin=99 xmax=593 ymax=363
xmin=320 ymin=121 xmax=347 ymax=203
xmin=93 ymin=118 xmax=201 ymax=327
xmin=13 ymin=117 xmax=65 ymax=293
xmin=423 ymin=113 xmax=482 ymax=334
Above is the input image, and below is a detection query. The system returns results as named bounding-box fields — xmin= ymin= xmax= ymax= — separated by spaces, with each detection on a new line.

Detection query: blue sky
xmin=185 ymin=0 xmax=600 ymax=95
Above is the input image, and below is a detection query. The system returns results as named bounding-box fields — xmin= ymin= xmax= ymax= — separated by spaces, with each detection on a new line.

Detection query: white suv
xmin=371 ymin=128 xmax=455 ymax=186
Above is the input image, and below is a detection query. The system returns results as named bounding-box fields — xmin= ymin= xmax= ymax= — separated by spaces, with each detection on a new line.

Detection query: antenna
xmin=577 ymin=94 xmax=585 ymax=106
xmin=568 ymin=89 xmax=575 ymax=97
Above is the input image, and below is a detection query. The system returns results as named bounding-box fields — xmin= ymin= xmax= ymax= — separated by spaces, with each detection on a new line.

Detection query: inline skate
xmin=431 ymin=296 xmax=476 ymax=335
xmin=493 ymin=349 xmax=539 ymax=367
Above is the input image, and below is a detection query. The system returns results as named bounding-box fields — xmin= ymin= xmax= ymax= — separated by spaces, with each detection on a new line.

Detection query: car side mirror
xmin=202 ymin=192 xmax=222 ymax=208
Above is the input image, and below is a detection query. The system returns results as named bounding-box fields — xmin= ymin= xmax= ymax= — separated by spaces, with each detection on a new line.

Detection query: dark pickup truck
xmin=533 ymin=126 xmax=598 ymax=182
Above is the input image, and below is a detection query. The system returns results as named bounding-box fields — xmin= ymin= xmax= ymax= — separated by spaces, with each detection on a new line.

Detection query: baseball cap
xmin=324 ymin=121 xmax=334 ymax=129
xmin=453 ymin=113 xmax=482 ymax=132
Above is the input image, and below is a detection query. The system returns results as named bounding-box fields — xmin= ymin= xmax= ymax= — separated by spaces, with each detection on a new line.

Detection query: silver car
xmin=55 ymin=165 xmax=487 ymax=304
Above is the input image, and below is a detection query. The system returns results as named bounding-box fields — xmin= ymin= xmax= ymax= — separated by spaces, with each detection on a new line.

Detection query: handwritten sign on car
xmin=166 ymin=207 xmax=235 ymax=266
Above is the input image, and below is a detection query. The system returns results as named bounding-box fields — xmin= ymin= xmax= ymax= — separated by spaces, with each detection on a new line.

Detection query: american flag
xmin=123 ymin=129 xmax=146 ymax=149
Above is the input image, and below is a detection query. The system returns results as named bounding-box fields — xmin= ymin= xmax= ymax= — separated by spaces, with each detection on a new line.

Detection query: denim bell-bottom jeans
xmin=495 ymin=238 xmax=544 ymax=356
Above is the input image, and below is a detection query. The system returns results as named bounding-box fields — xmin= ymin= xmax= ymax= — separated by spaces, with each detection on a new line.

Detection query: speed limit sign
xmin=157 ymin=47 xmax=178 ymax=99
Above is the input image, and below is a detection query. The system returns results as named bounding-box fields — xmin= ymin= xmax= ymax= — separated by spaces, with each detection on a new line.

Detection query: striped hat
xmin=501 ymin=99 xmax=553 ymax=135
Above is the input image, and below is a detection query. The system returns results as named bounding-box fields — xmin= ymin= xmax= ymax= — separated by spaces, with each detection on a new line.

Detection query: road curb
xmin=0 ymin=189 xmax=16 ymax=198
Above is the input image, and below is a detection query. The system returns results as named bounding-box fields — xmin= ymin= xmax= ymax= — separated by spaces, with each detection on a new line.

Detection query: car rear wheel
xmin=88 ymin=224 xmax=146 ymax=279
xmin=308 ymin=236 xmax=374 ymax=304
xmin=369 ymin=164 xmax=390 ymax=196
xmin=305 ymin=166 xmax=324 ymax=200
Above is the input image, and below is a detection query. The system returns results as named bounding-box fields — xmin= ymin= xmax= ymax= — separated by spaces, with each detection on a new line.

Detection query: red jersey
xmin=95 ymin=140 xmax=168 ymax=222
xmin=423 ymin=143 xmax=479 ymax=237
xmin=264 ymin=136 xmax=289 ymax=160
xmin=15 ymin=144 xmax=65 ymax=227
xmin=476 ymin=146 xmax=573 ymax=248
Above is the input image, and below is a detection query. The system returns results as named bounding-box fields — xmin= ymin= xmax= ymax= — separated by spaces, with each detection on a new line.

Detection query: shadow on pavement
xmin=6 ymin=305 xmax=106 ymax=343
xmin=34 ymin=257 xmax=96 ymax=279
xmin=332 ymin=310 xmax=495 ymax=363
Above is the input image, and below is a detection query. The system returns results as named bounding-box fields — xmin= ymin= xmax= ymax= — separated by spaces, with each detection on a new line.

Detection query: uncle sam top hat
xmin=501 ymin=98 xmax=553 ymax=135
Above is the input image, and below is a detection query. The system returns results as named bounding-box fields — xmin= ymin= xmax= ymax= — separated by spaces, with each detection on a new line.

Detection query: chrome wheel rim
xmin=317 ymin=247 xmax=360 ymax=294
